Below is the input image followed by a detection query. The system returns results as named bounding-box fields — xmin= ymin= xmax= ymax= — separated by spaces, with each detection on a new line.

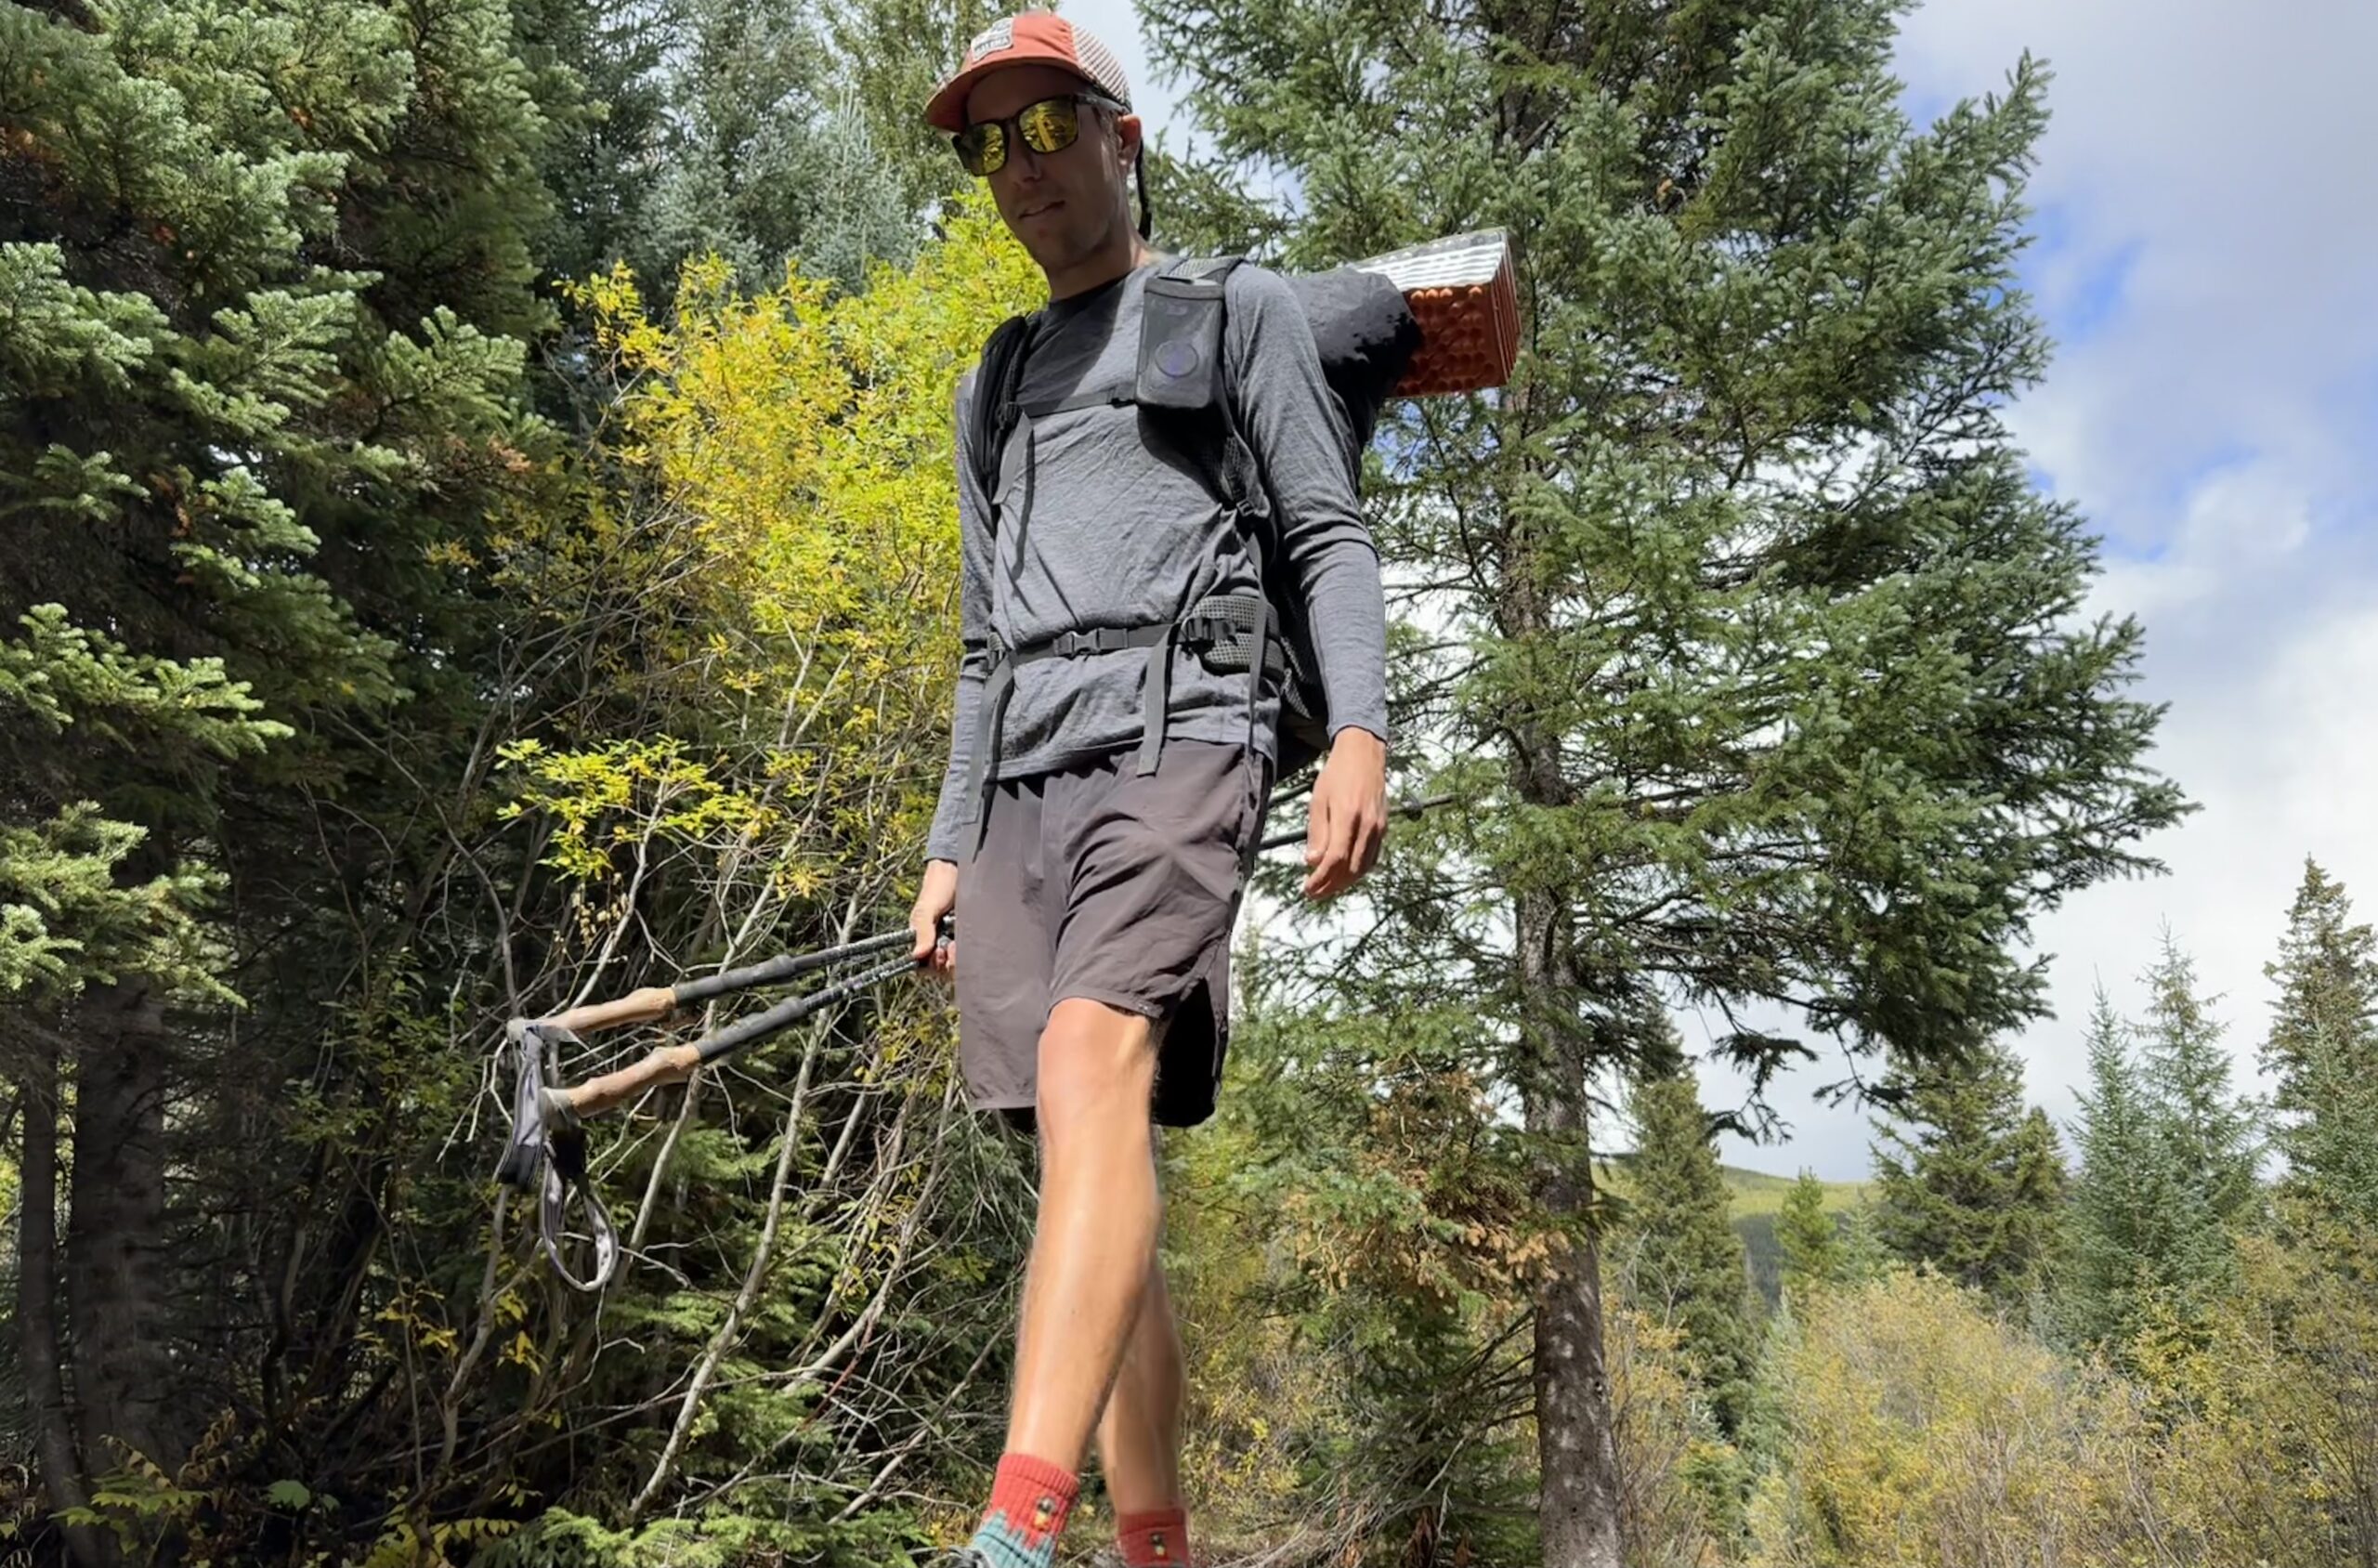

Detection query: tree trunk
xmin=65 ymin=978 xmax=177 ymax=1476
xmin=1515 ymin=883 xmax=1626 ymax=1568
xmin=16 ymin=1046 xmax=111 ymax=1568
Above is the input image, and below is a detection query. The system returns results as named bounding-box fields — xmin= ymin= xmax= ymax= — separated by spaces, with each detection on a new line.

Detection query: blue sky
xmin=1069 ymin=0 xmax=2378 ymax=1182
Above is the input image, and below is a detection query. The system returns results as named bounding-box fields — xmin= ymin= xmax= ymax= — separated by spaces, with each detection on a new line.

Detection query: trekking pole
xmin=495 ymin=916 xmax=951 ymax=1291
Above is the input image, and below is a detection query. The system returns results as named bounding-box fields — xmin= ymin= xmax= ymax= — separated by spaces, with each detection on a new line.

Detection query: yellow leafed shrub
xmin=1608 ymin=1302 xmax=1737 ymax=1568
xmin=2140 ymin=1228 xmax=2378 ymax=1567
xmin=1745 ymin=1268 xmax=2169 ymax=1568
xmin=508 ymin=192 xmax=1040 ymax=914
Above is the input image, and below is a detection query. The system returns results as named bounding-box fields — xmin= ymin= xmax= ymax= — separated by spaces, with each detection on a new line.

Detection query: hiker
xmin=903 ymin=11 xmax=1392 ymax=1568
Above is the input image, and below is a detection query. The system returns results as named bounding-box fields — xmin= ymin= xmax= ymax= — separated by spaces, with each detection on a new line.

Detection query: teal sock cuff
xmin=970 ymin=1516 xmax=1055 ymax=1568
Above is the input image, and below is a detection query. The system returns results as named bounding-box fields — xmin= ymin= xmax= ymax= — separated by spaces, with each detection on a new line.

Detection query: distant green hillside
xmin=1596 ymin=1155 xmax=1870 ymax=1213
xmin=1598 ymin=1156 xmax=1871 ymax=1309
xmin=1710 ymin=1162 xmax=1870 ymax=1219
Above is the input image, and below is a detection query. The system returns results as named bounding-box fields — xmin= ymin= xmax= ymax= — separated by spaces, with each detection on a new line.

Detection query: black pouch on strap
xmin=1136 ymin=261 xmax=1236 ymax=412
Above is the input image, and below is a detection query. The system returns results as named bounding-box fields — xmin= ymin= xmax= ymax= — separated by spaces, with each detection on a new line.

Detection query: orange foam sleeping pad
xmin=1347 ymin=229 xmax=1522 ymax=398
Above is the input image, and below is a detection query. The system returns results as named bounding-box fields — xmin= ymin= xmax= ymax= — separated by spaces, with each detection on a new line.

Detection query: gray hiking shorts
xmin=956 ymin=738 xmax=1271 ymax=1130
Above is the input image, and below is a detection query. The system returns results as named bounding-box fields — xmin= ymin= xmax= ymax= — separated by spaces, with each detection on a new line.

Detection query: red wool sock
xmin=971 ymin=1452 xmax=1080 ymax=1568
xmin=1117 ymin=1507 xmax=1191 ymax=1568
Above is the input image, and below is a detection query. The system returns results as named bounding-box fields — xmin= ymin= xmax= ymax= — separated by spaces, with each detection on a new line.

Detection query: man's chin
xmin=1013 ymin=228 xmax=1087 ymax=275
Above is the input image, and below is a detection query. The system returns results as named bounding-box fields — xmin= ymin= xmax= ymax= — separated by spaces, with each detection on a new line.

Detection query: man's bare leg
xmin=1096 ymin=1254 xmax=1186 ymax=1516
xmin=1005 ymin=997 xmax=1164 ymax=1466
xmin=1097 ymin=1251 xmax=1195 ymax=1567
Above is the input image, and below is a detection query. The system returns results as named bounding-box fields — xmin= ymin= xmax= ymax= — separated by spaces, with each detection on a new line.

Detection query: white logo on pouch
xmin=967 ymin=18 xmax=1014 ymax=60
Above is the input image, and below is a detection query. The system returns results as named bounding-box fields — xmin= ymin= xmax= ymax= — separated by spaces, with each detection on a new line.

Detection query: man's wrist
xmin=1327 ymin=725 xmax=1389 ymax=757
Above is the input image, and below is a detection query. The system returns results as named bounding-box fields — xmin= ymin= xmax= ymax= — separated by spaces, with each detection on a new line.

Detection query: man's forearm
xmin=925 ymin=662 xmax=988 ymax=862
xmin=1295 ymin=542 xmax=1392 ymax=746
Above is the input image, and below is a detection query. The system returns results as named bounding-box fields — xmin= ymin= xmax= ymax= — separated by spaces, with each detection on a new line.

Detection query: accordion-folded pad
xmin=1348 ymin=229 xmax=1522 ymax=397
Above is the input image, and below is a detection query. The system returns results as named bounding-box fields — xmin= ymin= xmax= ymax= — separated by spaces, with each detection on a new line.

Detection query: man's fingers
xmin=1301 ymin=791 xmax=1332 ymax=893
xmin=1301 ymin=790 xmax=1357 ymax=898
xmin=1355 ymin=811 xmax=1386 ymax=876
xmin=1326 ymin=804 xmax=1360 ymax=882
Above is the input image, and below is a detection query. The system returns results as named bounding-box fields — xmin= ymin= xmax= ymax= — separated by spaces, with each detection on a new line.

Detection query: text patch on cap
xmin=967 ymin=18 xmax=1014 ymax=60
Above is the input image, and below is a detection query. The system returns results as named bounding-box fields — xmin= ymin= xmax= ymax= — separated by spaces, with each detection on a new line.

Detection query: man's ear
xmin=1115 ymin=111 xmax=1143 ymax=169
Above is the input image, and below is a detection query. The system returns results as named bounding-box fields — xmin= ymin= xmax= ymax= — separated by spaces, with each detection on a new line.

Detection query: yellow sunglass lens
xmin=1015 ymin=99 xmax=1079 ymax=152
xmin=959 ymin=122 xmax=1006 ymax=174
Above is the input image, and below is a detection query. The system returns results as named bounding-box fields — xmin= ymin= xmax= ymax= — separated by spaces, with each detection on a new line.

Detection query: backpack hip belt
xmin=960 ymin=591 xmax=1288 ymax=852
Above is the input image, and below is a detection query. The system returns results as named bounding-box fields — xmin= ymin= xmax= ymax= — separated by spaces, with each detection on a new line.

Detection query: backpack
xmin=961 ymin=255 xmax=1418 ymax=796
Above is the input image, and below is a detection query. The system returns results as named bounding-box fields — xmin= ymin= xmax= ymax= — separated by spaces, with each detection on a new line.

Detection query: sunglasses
xmin=952 ymin=92 xmax=1127 ymax=177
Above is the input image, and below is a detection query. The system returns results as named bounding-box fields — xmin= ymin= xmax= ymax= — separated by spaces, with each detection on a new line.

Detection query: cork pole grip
xmin=564 ymin=1042 xmax=703 ymax=1117
xmin=549 ymin=986 xmax=678 ymax=1036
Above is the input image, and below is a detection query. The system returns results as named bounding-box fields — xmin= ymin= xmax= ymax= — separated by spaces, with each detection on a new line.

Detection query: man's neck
xmin=1046 ymin=233 xmax=1158 ymax=301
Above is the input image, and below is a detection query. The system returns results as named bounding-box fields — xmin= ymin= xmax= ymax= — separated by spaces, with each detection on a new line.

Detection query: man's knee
xmin=1035 ymin=997 xmax=1159 ymax=1142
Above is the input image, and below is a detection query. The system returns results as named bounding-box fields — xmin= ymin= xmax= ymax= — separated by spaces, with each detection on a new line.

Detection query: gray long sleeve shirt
xmin=925 ymin=259 xmax=1390 ymax=862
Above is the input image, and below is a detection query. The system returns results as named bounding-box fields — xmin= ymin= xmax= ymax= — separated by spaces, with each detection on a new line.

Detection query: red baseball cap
xmin=924 ymin=10 xmax=1134 ymax=133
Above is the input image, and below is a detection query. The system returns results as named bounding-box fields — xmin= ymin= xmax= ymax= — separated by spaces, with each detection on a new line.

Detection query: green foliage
xmin=1164 ymin=987 xmax=1541 ymax=1567
xmin=0 ymin=0 xmax=555 ymax=1008
xmin=1745 ymin=1268 xmax=2170 ymax=1566
xmin=2136 ymin=932 xmax=2262 ymax=1227
xmin=1774 ymin=1170 xmax=1843 ymax=1302
xmin=1612 ymin=1032 xmax=1760 ymax=1436
xmin=2263 ymin=859 xmax=2378 ymax=1226
xmin=5 ymin=3 xmax=561 ymax=1526
xmin=1868 ymin=1039 xmax=2066 ymax=1305
xmin=0 ymin=802 xmax=234 ymax=1004
xmin=821 ymin=0 xmax=1005 ymax=244
xmin=515 ymin=0 xmax=995 ymax=307
xmin=1608 ymin=1159 xmax=1862 ymax=1308
xmin=2062 ymin=973 xmax=2243 ymax=1360
xmin=621 ymin=0 xmax=901 ymax=295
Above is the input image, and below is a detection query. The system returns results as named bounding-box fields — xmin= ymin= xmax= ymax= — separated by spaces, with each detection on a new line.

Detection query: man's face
xmin=964 ymin=63 xmax=1138 ymax=275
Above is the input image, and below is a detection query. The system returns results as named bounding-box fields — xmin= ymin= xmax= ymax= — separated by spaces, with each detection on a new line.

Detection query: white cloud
xmin=1896 ymin=0 xmax=2378 ymax=546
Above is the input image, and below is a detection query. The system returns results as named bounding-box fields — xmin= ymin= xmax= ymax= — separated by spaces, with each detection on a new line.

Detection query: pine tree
xmin=2262 ymin=859 xmax=2378 ymax=1225
xmin=511 ymin=0 xmax=977 ymax=322
xmin=622 ymin=0 xmax=971 ymax=296
xmin=509 ymin=0 xmax=678 ymax=295
xmin=2136 ymin=931 xmax=2261 ymax=1229
xmin=825 ymin=0 xmax=1006 ymax=237
xmin=1140 ymin=3 xmax=2189 ymax=1559
xmin=2064 ymin=988 xmax=2221 ymax=1350
xmin=1614 ymin=1027 xmax=1758 ymax=1436
xmin=1869 ymin=1039 xmax=2067 ymax=1303
xmin=2 ymin=0 xmax=560 ymax=1539
xmin=1838 ymin=1204 xmax=1895 ymax=1287
xmin=1776 ymin=1169 xmax=1843 ymax=1300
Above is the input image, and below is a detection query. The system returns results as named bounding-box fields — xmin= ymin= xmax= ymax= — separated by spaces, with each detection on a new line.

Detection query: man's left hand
xmin=1302 ymin=727 xmax=1389 ymax=899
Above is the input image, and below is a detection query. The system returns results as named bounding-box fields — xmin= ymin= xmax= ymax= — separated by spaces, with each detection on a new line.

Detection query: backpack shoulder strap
xmin=1166 ymin=255 xmax=1244 ymax=285
xmin=970 ymin=309 xmax=1038 ymax=509
xmin=1194 ymin=258 xmax=1262 ymax=519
